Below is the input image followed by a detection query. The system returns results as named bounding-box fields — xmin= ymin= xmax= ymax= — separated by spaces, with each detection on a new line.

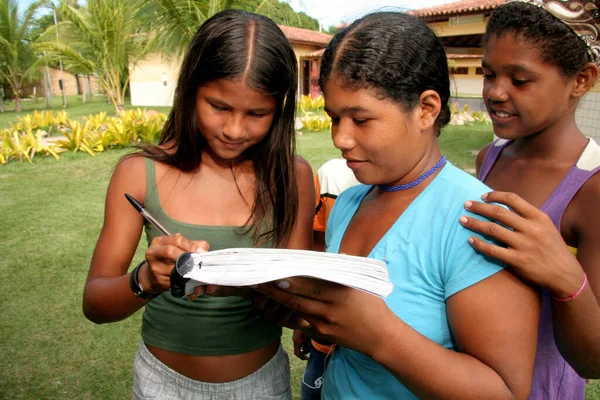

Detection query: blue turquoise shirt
xmin=322 ymin=162 xmax=505 ymax=399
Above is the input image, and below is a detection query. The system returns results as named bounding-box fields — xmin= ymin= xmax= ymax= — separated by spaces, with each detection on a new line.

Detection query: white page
xmin=178 ymin=248 xmax=393 ymax=298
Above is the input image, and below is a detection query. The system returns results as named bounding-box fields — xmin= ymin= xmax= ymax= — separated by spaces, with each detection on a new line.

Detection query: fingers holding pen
xmin=143 ymin=234 xmax=210 ymax=293
xmin=150 ymin=233 xmax=209 ymax=253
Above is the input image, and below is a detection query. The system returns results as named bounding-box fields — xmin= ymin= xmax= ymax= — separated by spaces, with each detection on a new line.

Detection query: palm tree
xmin=0 ymin=0 xmax=44 ymax=112
xmin=139 ymin=0 xmax=286 ymax=58
xmin=34 ymin=0 xmax=155 ymax=113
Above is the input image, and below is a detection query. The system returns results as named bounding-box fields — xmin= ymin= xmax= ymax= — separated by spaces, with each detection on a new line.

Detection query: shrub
xmin=449 ymin=102 xmax=490 ymax=126
xmin=0 ymin=109 xmax=167 ymax=165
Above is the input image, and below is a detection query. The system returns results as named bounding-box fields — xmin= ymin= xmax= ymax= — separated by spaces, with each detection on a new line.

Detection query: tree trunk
xmin=82 ymin=75 xmax=87 ymax=103
xmin=14 ymin=82 xmax=22 ymax=113
xmin=0 ymin=87 xmax=4 ymax=113
xmin=87 ymin=76 xmax=92 ymax=102
xmin=44 ymin=66 xmax=54 ymax=108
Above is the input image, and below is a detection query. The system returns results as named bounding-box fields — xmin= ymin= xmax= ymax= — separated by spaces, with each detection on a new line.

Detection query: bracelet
xmin=552 ymin=273 xmax=588 ymax=302
xmin=129 ymin=260 xmax=160 ymax=299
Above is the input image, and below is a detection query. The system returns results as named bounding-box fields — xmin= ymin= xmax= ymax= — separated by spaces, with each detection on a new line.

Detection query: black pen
xmin=125 ymin=193 xmax=172 ymax=236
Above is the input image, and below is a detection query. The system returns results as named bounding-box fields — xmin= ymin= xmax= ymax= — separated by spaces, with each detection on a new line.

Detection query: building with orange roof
xmin=129 ymin=25 xmax=331 ymax=107
xmin=412 ymin=0 xmax=505 ymax=98
xmin=412 ymin=0 xmax=599 ymax=139
xmin=278 ymin=26 xmax=332 ymax=98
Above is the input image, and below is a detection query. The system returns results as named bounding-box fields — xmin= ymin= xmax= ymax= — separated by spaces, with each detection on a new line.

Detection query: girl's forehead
xmin=486 ymin=33 xmax=537 ymax=52
xmin=199 ymin=78 xmax=267 ymax=95
xmin=197 ymin=78 xmax=276 ymax=107
xmin=322 ymin=80 xmax=407 ymax=115
xmin=323 ymin=77 xmax=381 ymax=98
xmin=484 ymin=33 xmax=544 ymax=64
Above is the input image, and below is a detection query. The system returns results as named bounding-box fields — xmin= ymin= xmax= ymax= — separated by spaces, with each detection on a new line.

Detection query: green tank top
xmin=141 ymin=158 xmax=281 ymax=356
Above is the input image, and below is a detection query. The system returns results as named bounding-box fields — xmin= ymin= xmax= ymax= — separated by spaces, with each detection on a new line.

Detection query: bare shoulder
xmin=108 ymin=153 xmax=148 ymax=204
xmin=113 ymin=153 xmax=147 ymax=180
xmin=571 ymin=172 xmax=600 ymax=216
xmin=294 ymin=155 xmax=312 ymax=171
xmin=566 ymin=172 xmax=600 ymax=295
xmin=569 ymin=172 xmax=600 ymax=232
xmin=294 ymin=155 xmax=314 ymax=182
xmin=293 ymin=156 xmax=316 ymax=208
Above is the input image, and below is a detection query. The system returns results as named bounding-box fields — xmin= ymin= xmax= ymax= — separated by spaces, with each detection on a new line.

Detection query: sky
xmin=288 ymin=0 xmax=457 ymax=28
xmin=17 ymin=0 xmax=457 ymax=30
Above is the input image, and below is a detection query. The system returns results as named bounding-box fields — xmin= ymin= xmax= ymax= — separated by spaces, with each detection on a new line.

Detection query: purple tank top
xmin=478 ymin=139 xmax=600 ymax=400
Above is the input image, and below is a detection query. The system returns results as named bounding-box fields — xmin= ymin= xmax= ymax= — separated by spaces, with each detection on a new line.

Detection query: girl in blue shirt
xmin=258 ymin=11 xmax=540 ymax=399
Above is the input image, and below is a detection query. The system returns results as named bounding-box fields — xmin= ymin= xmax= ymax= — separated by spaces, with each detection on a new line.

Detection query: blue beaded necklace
xmin=377 ymin=156 xmax=446 ymax=192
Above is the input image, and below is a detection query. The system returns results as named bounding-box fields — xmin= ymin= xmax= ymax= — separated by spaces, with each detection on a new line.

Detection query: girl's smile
xmin=488 ymin=105 xmax=518 ymax=125
xmin=482 ymin=33 xmax=577 ymax=140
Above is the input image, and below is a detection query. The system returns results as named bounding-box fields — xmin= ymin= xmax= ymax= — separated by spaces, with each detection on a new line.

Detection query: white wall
xmin=450 ymin=78 xmax=483 ymax=96
xmin=576 ymin=92 xmax=600 ymax=142
xmin=130 ymin=81 xmax=176 ymax=107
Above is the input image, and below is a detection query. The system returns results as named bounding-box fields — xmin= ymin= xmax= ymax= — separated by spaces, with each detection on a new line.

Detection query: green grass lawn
xmin=1 ymin=123 xmax=598 ymax=399
xmin=0 ymin=95 xmax=171 ymax=130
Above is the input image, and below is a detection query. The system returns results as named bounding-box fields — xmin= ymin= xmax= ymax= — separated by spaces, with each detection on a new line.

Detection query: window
xmin=449 ymin=67 xmax=469 ymax=75
xmin=475 ymin=67 xmax=484 ymax=75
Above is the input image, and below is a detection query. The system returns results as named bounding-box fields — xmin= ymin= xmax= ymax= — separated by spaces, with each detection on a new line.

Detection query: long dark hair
xmin=318 ymin=12 xmax=451 ymax=135
xmin=141 ymin=9 xmax=298 ymax=247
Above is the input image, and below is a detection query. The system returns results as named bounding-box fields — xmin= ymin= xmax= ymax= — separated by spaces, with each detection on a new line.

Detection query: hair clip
xmin=508 ymin=0 xmax=600 ymax=66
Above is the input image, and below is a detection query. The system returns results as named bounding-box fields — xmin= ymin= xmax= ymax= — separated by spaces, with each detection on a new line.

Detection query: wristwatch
xmin=129 ymin=260 xmax=160 ymax=299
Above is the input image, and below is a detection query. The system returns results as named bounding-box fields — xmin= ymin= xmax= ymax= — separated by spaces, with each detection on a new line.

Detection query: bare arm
xmin=553 ymin=176 xmax=600 ymax=377
xmin=258 ymin=269 xmax=539 ymax=399
xmin=82 ymin=156 xmax=205 ymax=323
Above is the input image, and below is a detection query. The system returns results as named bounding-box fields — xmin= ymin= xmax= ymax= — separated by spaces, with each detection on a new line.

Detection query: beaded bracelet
xmin=552 ymin=273 xmax=588 ymax=302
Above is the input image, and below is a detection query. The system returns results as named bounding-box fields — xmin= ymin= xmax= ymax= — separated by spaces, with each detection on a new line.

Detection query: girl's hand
xmin=141 ymin=234 xmax=209 ymax=294
xmin=257 ymin=277 xmax=394 ymax=357
xmin=459 ymin=191 xmax=585 ymax=298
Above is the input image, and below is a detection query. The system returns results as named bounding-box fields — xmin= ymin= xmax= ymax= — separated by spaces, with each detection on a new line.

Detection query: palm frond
xmin=55 ymin=1 xmax=100 ymax=52
xmin=138 ymin=0 xmax=208 ymax=58
xmin=16 ymin=0 xmax=46 ymax=41
xmin=34 ymin=40 xmax=96 ymax=74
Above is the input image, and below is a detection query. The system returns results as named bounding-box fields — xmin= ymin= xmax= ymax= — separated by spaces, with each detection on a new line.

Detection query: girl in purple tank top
xmin=458 ymin=1 xmax=600 ymax=399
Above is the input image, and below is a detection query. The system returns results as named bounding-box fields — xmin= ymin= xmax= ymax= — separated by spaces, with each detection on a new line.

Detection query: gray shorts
xmin=132 ymin=342 xmax=291 ymax=400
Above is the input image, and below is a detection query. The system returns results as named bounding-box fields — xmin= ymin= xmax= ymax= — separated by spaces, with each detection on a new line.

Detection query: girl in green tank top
xmin=83 ymin=9 xmax=315 ymax=399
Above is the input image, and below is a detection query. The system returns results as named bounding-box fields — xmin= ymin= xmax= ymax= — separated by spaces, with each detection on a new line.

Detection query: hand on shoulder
xmin=459 ymin=191 xmax=585 ymax=296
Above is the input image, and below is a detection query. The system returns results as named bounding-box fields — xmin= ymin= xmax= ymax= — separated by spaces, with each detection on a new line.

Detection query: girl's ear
xmin=572 ymin=62 xmax=599 ymax=99
xmin=417 ymin=90 xmax=442 ymax=132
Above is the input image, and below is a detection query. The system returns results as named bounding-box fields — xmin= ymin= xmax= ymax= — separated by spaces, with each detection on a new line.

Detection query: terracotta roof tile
xmin=278 ymin=25 xmax=332 ymax=47
xmin=305 ymin=48 xmax=326 ymax=59
xmin=412 ymin=0 xmax=505 ymax=18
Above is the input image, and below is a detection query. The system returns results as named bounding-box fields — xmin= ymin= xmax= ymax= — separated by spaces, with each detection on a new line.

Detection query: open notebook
xmin=170 ymin=248 xmax=393 ymax=299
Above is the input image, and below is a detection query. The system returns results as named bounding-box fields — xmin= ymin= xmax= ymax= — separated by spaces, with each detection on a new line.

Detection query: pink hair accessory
xmin=552 ymin=272 xmax=588 ymax=302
